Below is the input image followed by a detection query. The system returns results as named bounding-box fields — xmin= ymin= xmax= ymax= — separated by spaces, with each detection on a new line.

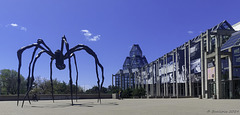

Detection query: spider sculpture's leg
xmin=26 ymin=47 xmax=38 ymax=104
xmin=22 ymin=50 xmax=46 ymax=107
xmin=50 ymin=58 xmax=55 ymax=103
xmin=67 ymin=45 xmax=104 ymax=104
xmin=95 ymin=61 xmax=101 ymax=103
xmin=17 ymin=44 xmax=37 ymax=106
xmin=17 ymin=44 xmax=40 ymax=106
xmin=68 ymin=51 xmax=74 ymax=105
xmin=17 ymin=39 xmax=54 ymax=106
xmin=71 ymin=53 xmax=79 ymax=102
xmin=62 ymin=36 xmax=74 ymax=105
xmin=95 ymin=60 xmax=104 ymax=103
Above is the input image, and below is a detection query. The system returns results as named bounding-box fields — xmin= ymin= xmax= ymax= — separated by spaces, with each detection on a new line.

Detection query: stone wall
xmin=0 ymin=94 xmax=112 ymax=101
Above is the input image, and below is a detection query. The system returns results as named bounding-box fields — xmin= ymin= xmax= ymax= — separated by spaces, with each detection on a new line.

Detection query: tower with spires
xmin=114 ymin=44 xmax=148 ymax=90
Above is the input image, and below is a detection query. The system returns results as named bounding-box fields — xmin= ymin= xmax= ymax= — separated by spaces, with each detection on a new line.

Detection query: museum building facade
xmin=113 ymin=20 xmax=240 ymax=99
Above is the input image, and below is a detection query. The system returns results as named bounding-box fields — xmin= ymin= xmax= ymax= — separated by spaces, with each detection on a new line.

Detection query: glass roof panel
xmin=221 ymin=31 xmax=240 ymax=51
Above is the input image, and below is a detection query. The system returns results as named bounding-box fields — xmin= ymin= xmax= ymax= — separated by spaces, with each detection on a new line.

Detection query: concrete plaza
xmin=0 ymin=98 xmax=240 ymax=115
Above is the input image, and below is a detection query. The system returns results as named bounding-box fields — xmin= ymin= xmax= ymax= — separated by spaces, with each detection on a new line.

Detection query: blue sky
xmin=0 ymin=0 xmax=240 ymax=89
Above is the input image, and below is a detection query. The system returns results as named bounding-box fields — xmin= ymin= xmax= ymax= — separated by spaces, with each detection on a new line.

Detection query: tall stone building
xmin=113 ymin=44 xmax=148 ymax=90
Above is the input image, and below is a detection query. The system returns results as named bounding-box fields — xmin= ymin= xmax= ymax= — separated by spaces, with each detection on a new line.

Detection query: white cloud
xmin=81 ymin=29 xmax=101 ymax=42
xmin=81 ymin=29 xmax=92 ymax=37
xmin=6 ymin=23 xmax=27 ymax=32
xmin=20 ymin=27 xmax=27 ymax=31
xmin=81 ymin=30 xmax=89 ymax=33
xmin=10 ymin=23 xmax=18 ymax=27
xmin=89 ymin=35 xmax=101 ymax=41
xmin=84 ymin=32 xmax=92 ymax=37
xmin=187 ymin=31 xmax=194 ymax=34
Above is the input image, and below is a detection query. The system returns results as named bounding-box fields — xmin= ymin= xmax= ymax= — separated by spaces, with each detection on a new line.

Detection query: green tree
xmin=32 ymin=76 xmax=84 ymax=94
xmin=0 ymin=76 xmax=2 ymax=94
xmin=122 ymin=88 xmax=133 ymax=98
xmin=101 ymin=86 xmax=108 ymax=93
xmin=57 ymin=81 xmax=68 ymax=94
xmin=0 ymin=69 xmax=26 ymax=95
xmin=85 ymin=86 xmax=108 ymax=94
xmin=133 ymin=87 xmax=146 ymax=98
xmin=33 ymin=77 xmax=60 ymax=94
xmin=107 ymin=85 xmax=119 ymax=93
xmin=85 ymin=86 xmax=99 ymax=94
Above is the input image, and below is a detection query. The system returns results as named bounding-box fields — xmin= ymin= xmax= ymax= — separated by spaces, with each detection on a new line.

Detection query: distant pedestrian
xmin=32 ymin=93 xmax=38 ymax=101
xmin=119 ymin=90 xmax=123 ymax=100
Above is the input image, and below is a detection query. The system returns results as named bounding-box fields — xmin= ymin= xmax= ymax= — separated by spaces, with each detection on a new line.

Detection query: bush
xmin=122 ymin=88 xmax=133 ymax=98
xmin=133 ymin=87 xmax=146 ymax=98
xmin=121 ymin=87 xmax=146 ymax=98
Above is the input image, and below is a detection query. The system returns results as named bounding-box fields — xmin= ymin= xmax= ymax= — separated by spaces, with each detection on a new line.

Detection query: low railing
xmin=0 ymin=94 xmax=112 ymax=101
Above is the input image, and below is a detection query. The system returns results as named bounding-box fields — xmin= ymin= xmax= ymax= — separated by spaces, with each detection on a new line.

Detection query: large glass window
xmin=233 ymin=68 xmax=240 ymax=78
xmin=221 ymin=57 xmax=229 ymax=80
xmin=210 ymin=37 xmax=216 ymax=53
xmin=222 ymin=35 xmax=230 ymax=45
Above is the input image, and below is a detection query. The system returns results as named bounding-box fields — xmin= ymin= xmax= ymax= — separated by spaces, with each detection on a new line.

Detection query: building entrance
xmin=221 ymin=80 xmax=230 ymax=99
xmin=209 ymin=80 xmax=215 ymax=98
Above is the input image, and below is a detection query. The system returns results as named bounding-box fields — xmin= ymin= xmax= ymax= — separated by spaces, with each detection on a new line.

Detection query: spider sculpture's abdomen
xmin=55 ymin=50 xmax=66 ymax=70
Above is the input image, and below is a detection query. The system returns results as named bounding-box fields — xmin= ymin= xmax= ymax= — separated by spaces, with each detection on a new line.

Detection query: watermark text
xmin=207 ymin=110 xmax=239 ymax=114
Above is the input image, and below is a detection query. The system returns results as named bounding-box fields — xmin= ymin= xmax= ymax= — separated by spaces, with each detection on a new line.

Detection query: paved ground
xmin=0 ymin=98 xmax=240 ymax=115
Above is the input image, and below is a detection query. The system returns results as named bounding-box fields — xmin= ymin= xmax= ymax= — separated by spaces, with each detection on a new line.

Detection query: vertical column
xmin=188 ymin=41 xmax=192 ymax=97
xmin=112 ymin=74 xmax=114 ymax=87
xmin=184 ymin=44 xmax=188 ymax=96
xmin=141 ymin=68 xmax=144 ymax=89
xmin=129 ymin=69 xmax=131 ymax=89
xmin=150 ymin=64 xmax=154 ymax=97
xmin=201 ymin=35 xmax=205 ymax=98
xmin=173 ymin=51 xmax=176 ymax=97
xmin=154 ymin=62 xmax=157 ymax=97
xmin=159 ymin=58 xmax=163 ymax=97
xmin=228 ymin=48 xmax=233 ymax=99
xmin=153 ymin=62 xmax=156 ymax=97
xmin=145 ymin=66 xmax=149 ymax=97
xmin=175 ymin=49 xmax=179 ymax=97
xmin=215 ymin=35 xmax=222 ymax=99
xmin=156 ymin=59 xmax=160 ymax=97
xmin=206 ymin=30 xmax=211 ymax=52
xmin=115 ymin=74 xmax=117 ymax=87
xmin=156 ymin=60 xmax=158 ymax=96
xmin=112 ymin=74 xmax=116 ymax=87
xmin=165 ymin=55 xmax=169 ymax=97
xmin=135 ymin=72 xmax=137 ymax=89
xmin=206 ymin=30 xmax=210 ymax=52
xmin=204 ymin=52 xmax=209 ymax=98
xmin=120 ymin=71 xmax=122 ymax=91
xmin=163 ymin=56 xmax=166 ymax=97
xmin=155 ymin=62 xmax=157 ymax=97
xmin=205 ymin=30 xmax=210 ymax=98
xmin=138 ymin=72 xmax=140 ymax=89
xmin=138 ymin=71 xmax=140 ymax=88
xmin=138 ymin=70 xmax=141 ymax=89
xmin=122 ymin=73 xmax=125 ymax=90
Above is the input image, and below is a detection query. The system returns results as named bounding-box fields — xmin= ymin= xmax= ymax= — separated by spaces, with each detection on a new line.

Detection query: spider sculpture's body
xmin=17 ymin=36 xmax=104 ymax=107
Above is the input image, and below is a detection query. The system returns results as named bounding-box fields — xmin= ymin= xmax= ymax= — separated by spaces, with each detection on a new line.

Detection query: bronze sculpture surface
xmin=17 ymin=35 xmax=104 ymax=107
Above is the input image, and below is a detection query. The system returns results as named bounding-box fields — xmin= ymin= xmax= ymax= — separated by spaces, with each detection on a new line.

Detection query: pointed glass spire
xmin=123 ymin=44 xmax=148 ymax=70
xmin=130 ymin=44 xmax=142 ymax=57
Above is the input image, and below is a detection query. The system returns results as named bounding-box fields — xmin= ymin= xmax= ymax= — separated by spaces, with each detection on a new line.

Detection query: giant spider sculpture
xmin=17 ymin=36 xmax=104 ymax=107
